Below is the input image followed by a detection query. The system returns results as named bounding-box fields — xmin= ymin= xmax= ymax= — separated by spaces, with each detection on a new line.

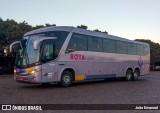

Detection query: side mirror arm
xmin=9 ymin=41 xmax=20 ymax=53
xmin=33 ymin=37 xmax=57 ymax=49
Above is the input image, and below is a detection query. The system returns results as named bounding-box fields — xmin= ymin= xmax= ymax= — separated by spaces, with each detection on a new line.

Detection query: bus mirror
xmin=33 ymin=37 xmax=57 ymax=49
xmin=9 ymin=41 xmax=20 ymax=53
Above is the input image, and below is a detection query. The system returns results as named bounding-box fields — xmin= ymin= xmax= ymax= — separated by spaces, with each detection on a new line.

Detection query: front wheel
xmin=59 ymin=71 xmax=73 ymax=87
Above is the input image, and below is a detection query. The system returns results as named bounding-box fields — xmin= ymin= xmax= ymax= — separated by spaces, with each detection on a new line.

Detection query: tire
xmin=125 ymin=70 xmax=133 ymax=81
xmin=132 ymin=70 xmax=139 ymax=81
xmin=59 ymin=71 xmax=73 ymax=87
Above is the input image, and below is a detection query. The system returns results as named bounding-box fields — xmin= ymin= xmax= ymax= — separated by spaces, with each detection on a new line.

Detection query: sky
xmin=0 ymin=0 xmax=160 ymax=43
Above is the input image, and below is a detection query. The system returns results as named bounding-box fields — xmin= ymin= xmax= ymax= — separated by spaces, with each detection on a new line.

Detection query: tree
xmin=32 ymin=25 xmax=45 ymax=30
xmin=102 ymin=31 xmax=108 ymax=34
xmin=32 ymin=23 xmax=56 ymax=30
xmin=0 ymin=19 xmax=33 ymax=52
xmin=77 ymin=25 xmax=88 ymax=29
xmin=135 ymin=39 xmax=160 ymax=65
xmin=45 ymin=23 xmax=56 ymax=27
xmin=94 ymin=29 xmax=108 ymax=34
xmin=0 ymin=19 xmax=18 ymax=47
xmin=0 ymin=19 xmax=33 ymax=47
xmin=94 ymin=29 xmax=101 ymax=32
xmin=15 ymin=21 xmax=32 ymax=40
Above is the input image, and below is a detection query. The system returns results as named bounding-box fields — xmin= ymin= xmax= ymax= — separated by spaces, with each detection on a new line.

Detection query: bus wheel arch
xmin=59 ymin=68 xmax=75 ymax=87
xmin=125 ymin=68 xmax=133 ymax=81
xmin=133 ymin=68 xmax=140 ymax=81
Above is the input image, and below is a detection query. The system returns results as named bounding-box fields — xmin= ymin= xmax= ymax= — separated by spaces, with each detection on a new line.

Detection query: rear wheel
xmin=132 ymin=70 xmax=139 ymax=81
xmin=59 ymin=71 xmax=73 ymax=87
xmin=125 ymin=70 xmax=133 ymax=81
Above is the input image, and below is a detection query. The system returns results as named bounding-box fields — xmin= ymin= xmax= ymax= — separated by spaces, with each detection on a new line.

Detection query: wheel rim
xmin=63 ymin=75 xmax=70 ymax=83
xmin=133 ymin=71 xmax=139 ymax=80
xmin=127 ymin=73 xmax=132 ymax=80
xmin=134 ymin=73 xmax=138 ymax=78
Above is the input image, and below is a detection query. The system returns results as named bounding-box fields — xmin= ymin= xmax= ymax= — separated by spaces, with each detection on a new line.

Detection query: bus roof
xmin=24 ymin=26 xmax=149 ymax=46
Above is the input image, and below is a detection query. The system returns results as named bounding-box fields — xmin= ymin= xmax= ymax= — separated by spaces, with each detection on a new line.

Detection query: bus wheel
xmin=125 ymin=70 xmax=132 ymax=81
xmin=133 ymin=70 xmax=139 ymax=81
xmin=60 ymin=71 xmax=73 ymax=87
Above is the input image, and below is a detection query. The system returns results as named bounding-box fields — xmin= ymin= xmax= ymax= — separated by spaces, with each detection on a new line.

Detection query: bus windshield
xmin=15 ymin=31 xmax=69 ymax=67
xmin=16 ymin=35 xmax=42 ymax=67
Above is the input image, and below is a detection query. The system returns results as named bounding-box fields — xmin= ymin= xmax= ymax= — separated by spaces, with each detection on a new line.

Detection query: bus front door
xmin=40 ymin=39 xmax=56 ymax=83
xmin=41 ymin=62 xmax=55 ymax=83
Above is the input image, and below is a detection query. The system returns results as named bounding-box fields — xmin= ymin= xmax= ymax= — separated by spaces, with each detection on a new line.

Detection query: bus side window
xmin=137 ymin=44 xmax=144 ymax=55
xmin=127 ymin=43 xmax=137 ymax=55
xmin=88 ymin=36 xmax=102 ymax=52
xmin=103 ymin=39 xmax=116 ymax=53
xmin=116 ymin=40 xmax=127 ymax=54
xmin=144 ymin=45 xmax=149 ymax=55
xmin=66 ymin=34 xmax=87 ymax=53
xmin=66 ymin=36 xmax=77 ymax=53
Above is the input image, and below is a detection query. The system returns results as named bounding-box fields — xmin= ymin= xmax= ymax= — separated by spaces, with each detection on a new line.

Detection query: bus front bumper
xmin=14 ymin=72 xmax=41 ymax=84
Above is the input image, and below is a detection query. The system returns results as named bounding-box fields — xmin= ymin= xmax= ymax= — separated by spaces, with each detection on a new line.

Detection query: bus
xmin=10 ymin=26 xmax=150 ymax=87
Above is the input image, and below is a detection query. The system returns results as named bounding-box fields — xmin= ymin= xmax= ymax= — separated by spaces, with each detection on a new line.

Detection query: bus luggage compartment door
xmin=41 ymin=62 xmax=55 ymax=83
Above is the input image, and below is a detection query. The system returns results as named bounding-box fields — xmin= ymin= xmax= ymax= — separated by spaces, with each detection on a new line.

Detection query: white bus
xmin=10 ymin=26 xmax=150 ymax=87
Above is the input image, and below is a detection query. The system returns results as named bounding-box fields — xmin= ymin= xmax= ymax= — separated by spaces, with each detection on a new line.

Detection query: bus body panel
xmin=56 ymin=50 xmax=149 ymax=81
xmin=41 ymin=61 xmax=56 ymax=83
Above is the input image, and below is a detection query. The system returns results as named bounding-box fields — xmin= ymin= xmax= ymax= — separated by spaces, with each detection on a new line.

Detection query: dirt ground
xmin=0 ymin=71 xmax=160 ymax=113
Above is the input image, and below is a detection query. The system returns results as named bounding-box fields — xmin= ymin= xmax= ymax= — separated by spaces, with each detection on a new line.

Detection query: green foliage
xmin=77 ymin=25 xmax=88 ymax=29
xmin=32 ymin=23 xmax=56 ymax=30
xmin=102 ymin=31 xmax=108 ymax=34
xmin=0 ymin=18 xmax=32 ymax=48
xmin=94 ymin=29 xmax=101 ymax=32
xmin=77 ymin=25 xmax=108 ymax=34
xmin=45 ymin=23 xmax=56 ymax=27
xmin=94 ymin=29 xmax=108 ymax=34
xmin=135 ymin=39 xmax=160 ymax=65
xmin=0 ymin=18 xmax=56 ymax=48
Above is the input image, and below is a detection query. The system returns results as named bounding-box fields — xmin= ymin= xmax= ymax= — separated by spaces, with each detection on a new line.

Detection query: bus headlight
xmin=26 ymin=67 xmax=36 ymax=74
xmin=31 ymin=70 xmax=35 ymax=74
xmin=14 ymin=69 xmax=16 ymax=73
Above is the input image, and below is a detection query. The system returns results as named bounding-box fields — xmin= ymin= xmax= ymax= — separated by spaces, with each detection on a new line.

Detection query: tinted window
xmin=137 ymin=44 xmax=144 ymax=55
xmin=66 ymin=33 xmax=87 ymax=53
xmin=103 ymin=39 xmax=116 ymax=53
xmin=144 ymin=45 xmax=150 ymax=55
xmin=47 ymin=31 xmax=69 ymax=55
xmin=47 ymin=31 xmax=69 ymax=49
xmin=116 ymin=41 xmax=127 ymax=54
xmin=88 ymin=36 xmax=102 ymax=52
xmin=127 ymin=43 xmax=137 ymax=55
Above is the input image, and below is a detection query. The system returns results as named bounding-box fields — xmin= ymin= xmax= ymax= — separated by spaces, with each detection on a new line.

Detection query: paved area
xmin=0 ymin=71 xmax=160 ymax=113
